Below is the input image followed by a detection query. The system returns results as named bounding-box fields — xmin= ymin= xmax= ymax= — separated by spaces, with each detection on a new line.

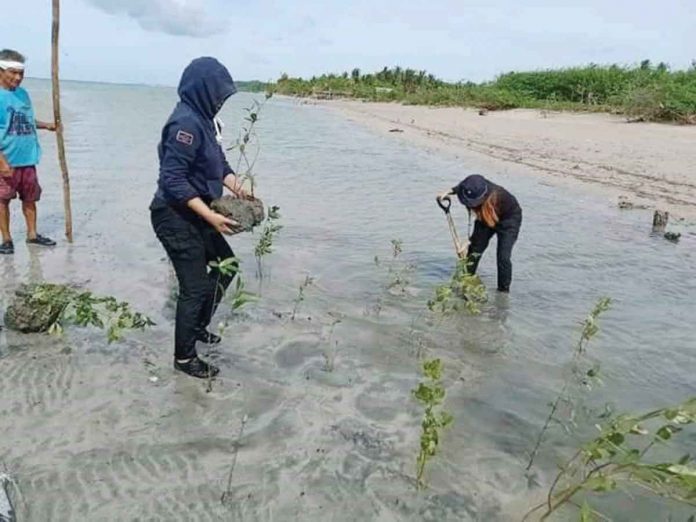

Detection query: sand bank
xmin=312 ymin=99 xmax=696 ymax=220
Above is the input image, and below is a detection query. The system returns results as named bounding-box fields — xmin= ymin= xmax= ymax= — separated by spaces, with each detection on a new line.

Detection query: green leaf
xmin=657 ymin=425 xmax=682 ymax=440
xmin=657 ymin=426 xmax=673 ymax=440
xmin=667 ymin=464 xmax=696 ymax=478
xmin=413 ymin=383 xmax=442 ymax=404
xmin=422 ymin=359 xmax=442 ymax=381
xmin=579 ymin=501 xmax=596 ymax=522
xmin=584 ymin=476 xmax=617 ymax=492
xmin=607 ymin=432 xmax=625 ymax=445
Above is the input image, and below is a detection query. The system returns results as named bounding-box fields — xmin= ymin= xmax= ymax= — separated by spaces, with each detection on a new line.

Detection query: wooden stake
xmin=51 ymin=0 xmax=73 ymax=242
xmin=652 ymin=210 xmax=669 ymax=233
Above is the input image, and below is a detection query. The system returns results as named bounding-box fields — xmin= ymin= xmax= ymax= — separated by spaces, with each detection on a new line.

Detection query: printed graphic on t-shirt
xmin=0 ymin=88 xmax=41 ymax=167
xmin=6 ymin=107 xmax=36 ymax=136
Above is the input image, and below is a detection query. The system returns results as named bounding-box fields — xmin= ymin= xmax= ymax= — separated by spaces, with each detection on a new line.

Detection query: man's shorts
xmin=0 ymin=166 xmax=42 ymax=203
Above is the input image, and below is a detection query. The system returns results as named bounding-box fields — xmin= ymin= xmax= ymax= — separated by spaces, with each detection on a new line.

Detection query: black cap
xmin=454 ymin=174 xmax=489 ymax=208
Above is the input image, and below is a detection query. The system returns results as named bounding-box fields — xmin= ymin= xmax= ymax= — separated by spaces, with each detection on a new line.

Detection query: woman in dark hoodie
xmin=150 ymin=57 xmax=248 ymax=378
xmin=438 ymin=175 xmax=522 ymax=293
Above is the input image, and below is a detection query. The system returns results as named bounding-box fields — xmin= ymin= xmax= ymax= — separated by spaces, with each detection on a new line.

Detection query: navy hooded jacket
xmin=154 ymin=57 xmax=237 ymax=206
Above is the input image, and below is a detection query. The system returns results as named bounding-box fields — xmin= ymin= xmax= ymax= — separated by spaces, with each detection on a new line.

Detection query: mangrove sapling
xmin=322 ymin=312 xmax=342 ymax=372
xmin=221 ymin=94 xmax=283 ymax=279
xmin=323 ymin=340 xmax=339 ymax=373
xmin=201 ymin=257 xmax=255 ymax=392
xmin=291 ymin=275 xmax=315 ymax=321
xmin=211 ymin=257 xmax=256 ymax=312
xmin=228 ymin=277 xmax=256 ymax=314
xmin=526 ymin=298 xmax=612 ymax=472
xmin=368 ymin=239 xmax=415 ymax=316
xmin=254 ymin=205 xmax=283 ymax=278
xmin=523 ymin=397 xmax=696 ymax=521
xmin=4 ymin=283 xmax=154 ymax=342
xmin=208 ymin=257 xmax=257 ymax=338
xmin=427 ymin=257 xmax=487 ymax=315
xmin=412 ymin=358 xmax=454 ymax=489
xmin=221 ymin=413 xmax=250 ymax=508
xmin=226 ymin=93 xmax=273 ymax=198
xmin=407 ymin=311 xmax=429 ymax=359
xmin=385 ymin=239 xmax=415 ymax=295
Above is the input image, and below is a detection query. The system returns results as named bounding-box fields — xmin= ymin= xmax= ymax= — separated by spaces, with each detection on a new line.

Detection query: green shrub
xmin=273 ymin=63 xmax=696 ymax=122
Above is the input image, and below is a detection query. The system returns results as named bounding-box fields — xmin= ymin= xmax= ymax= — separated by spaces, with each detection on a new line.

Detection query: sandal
xmin=26 ymin=234 xmax=56 ymax=247
xmin=0 ymin=241 xmax=14 ymax=255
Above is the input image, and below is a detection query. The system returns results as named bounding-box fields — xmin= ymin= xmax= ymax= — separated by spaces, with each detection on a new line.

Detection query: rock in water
xmin=210 ymin=196 xmax=265 ymax=234
xmin=4 ymin=283 xmax=71 ymax=333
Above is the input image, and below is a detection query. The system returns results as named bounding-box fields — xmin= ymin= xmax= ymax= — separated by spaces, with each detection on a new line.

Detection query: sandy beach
xmin=312 ymin=99 xmax=696 ymax=220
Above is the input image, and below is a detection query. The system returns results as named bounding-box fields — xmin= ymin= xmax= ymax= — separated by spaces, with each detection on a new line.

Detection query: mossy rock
xmin=210 ymin=196 xmax=265 ymax=234
xmin=4 ymin=284 xmax=70 ymax=333
xmin=4 ymin=283 xmax=71 ymax=333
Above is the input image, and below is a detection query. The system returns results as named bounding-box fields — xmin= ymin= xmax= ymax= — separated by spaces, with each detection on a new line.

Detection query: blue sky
xmin=6 ymin=0 xmax=696 ymax=86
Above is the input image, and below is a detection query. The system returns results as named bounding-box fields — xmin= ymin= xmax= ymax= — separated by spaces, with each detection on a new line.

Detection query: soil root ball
xmin=210 ymin=196 xmax=265 ymax=234
xmin=4 ymin=283 xmax=71 ymax=333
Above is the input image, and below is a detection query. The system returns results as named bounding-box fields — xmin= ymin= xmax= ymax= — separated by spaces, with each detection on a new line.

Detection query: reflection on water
xmin=0 ymin=81 xmax=694 ymax=521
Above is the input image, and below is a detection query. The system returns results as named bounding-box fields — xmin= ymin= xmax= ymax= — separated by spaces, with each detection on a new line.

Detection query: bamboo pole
xmin=51 ymin=0 xmax=73 ymax=242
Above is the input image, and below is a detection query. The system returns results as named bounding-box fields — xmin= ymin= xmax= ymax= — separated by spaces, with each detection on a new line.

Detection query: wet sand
xmin=312 ymin=99 xmax=696 ymax=219
xmin=1 ymin=85 xmax=694 ymax=521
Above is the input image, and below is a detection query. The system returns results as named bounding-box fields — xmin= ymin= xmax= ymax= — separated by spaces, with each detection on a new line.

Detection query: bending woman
xmin=150 ymin=57 xmax=248 ymax=378
xmin=438 ymin=174 xmax=522 ymax=293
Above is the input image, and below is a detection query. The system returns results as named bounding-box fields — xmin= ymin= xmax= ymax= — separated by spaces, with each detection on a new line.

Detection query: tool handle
xmin=436 ymin=195 xmax=452 ymax=213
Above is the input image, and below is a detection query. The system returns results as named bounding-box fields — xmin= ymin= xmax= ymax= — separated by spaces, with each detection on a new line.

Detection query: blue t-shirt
xmin=0 ymin=86 xmax=41 ymax=167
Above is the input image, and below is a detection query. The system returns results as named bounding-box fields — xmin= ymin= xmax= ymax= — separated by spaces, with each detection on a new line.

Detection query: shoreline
xmin=304 ymin=98 xmax=696 ymax=221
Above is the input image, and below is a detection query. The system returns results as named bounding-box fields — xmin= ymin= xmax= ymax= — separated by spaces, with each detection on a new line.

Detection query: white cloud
xmin=85 ymin=0 xmax=228 ymax=38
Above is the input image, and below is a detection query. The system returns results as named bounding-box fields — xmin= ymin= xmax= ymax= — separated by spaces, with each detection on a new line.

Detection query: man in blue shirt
xmin=0 ymin=49 xmax=57 ymax=254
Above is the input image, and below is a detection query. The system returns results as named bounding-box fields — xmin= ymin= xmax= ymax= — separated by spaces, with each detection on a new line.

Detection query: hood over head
xmin=177 ymin=57 xmax=237 ymax=119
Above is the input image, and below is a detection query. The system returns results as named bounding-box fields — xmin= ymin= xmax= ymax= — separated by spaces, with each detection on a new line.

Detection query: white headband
xmin=0 ymin=60 xmax=25 ymax=71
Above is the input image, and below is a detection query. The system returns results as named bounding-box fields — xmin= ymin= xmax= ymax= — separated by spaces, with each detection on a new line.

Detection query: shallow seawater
xmin=0 ymin=80 xmax=694 ymax=521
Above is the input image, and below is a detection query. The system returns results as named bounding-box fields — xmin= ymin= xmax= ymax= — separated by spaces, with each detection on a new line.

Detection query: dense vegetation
xmin=235 ymin=80 xmax=270 ymax=93
xmin=272 ymin=61 xmax=696 ymax=123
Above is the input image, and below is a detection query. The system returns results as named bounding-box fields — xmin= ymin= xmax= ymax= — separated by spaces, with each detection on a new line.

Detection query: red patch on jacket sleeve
xmin=175 ymin=130 xmax=194 ymax=146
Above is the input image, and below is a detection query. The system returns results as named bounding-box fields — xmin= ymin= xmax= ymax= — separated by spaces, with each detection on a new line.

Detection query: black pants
xmin=151 ymin=202 xmax=236 ymax=360
xmin=466 ymin=211 xmax=522 ymax=292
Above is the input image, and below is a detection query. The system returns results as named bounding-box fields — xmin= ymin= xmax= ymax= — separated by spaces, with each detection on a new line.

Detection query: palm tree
xmin=394 ymin=66 xmax=403 ymax=84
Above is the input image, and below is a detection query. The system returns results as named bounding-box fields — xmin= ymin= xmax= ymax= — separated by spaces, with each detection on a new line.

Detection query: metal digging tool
xmin=0 ymin=473 xmax=16 ymax=522
xmin=436 ymin=196 xmax=468 ymax=259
